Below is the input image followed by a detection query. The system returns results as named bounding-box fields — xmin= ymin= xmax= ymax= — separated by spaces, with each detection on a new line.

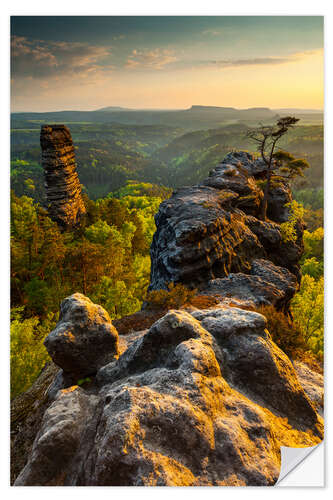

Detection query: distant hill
xmin=11 ymin=105 xmax=323 ymax=131
xmin=274 ymin=108 xmax=323 ymax=114
xmin=11 ymin=106 xmax=278 ymax=130
xmin=97 ymin=106 xmax=132 ymax=112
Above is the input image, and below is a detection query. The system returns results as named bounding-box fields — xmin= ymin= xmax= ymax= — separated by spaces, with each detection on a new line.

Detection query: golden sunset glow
xmin=11 ymin=17 xmax=323 ymax=111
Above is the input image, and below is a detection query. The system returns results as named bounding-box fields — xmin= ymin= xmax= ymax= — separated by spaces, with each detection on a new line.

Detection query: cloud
xmin=199 ymin=50 xmax=323 ymax=69
xmin=11 ymin=36 xmax=112 ymax=80
xmin=125 ymin=48 xmax=177 ymax=70
xmin=201 ymin=30 xmax=221 ymax=36
xmin=209 ymin=56 xmax=292 ymax=67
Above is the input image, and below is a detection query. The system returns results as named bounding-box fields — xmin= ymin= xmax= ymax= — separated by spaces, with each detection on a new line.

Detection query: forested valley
xmin=10 ymin=114 xmax=324 ymax=399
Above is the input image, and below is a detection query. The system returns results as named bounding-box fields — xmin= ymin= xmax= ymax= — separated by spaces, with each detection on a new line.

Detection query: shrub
xmin=291 ymin=274 xmax=324 ymax=358
xmin=280 ymin=200 xmax=304 ymax=243
xmin=254 ymin=305 xmax=307 ymax=358
xmin=10 ymin=309 xmax=55 ymax=399
xmin=113 ymin=310 xmax=166 ymax=335
xmin=254 ymin=304 xmax=323 ymax=371
xmin=146 ymin=282 xmax=197 ymax=311
xmin=302 ymin=227 xmax=324 ymax=262
xmin=186 ymin=294 xmax=220 ymax=309
xmin=301 ymin=257 xmax=323 ymax=279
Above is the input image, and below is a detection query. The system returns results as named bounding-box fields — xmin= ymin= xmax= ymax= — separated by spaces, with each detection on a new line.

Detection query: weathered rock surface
xmin=10 ymin=362 xmax=61 ymax=485
xmin=267 ymin=177 xmax=293 ymax=223
xmin=220 ymin=152 xmax=293 ymax=223
xmin=190 ymin=307 xmax=319 ymax=428
xmin=12 ymin=148 xmax=321 ymax=487
xmin=15 ymin=304 xmax=323 ymax=486
xmin=41 ymin=124 xmax=86 ymax=229
xmin=44 ymin=293 xmax=119 ymax=379
xmin=294 ymin=361 xmax=324 ymax=416
xmin=149 ymin=185 xmax=265 ymax=290
xmin=222 ymin=151 xmax=267 ymax=178
xmin=203 ymin=259 xmax=297 ymax=311
xmin=149 ymin=151 xmax=303 ymax=294
xmin=202 ymin=162 xmax=263 ymax=215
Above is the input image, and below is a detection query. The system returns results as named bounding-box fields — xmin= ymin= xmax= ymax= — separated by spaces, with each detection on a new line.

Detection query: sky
xmin=10 ymin=16 xmax=324 ymax=112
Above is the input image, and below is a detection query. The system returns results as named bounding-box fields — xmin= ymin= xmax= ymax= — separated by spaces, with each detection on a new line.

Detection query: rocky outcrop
xmin=44 ymin=293 xmax=119 ymax=380
xmin=12 ymin=149 xmax=321 ymax=487
xmin=190 ymin=307 xmax=318 ymax=427
xmin=41 ymin=124 xmax=86 ymax=229
xmin=220 ymin=152 xmax=293 ymax=223
xmin=149 ymin=152 xmax=303 ymax=299
xmin=14 ymin=302 xmax=323 ymax=486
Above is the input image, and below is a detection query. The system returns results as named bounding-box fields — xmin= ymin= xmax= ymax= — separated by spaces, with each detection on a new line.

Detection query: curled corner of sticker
xmin=276 ymin=441 xmax=324 ymax=486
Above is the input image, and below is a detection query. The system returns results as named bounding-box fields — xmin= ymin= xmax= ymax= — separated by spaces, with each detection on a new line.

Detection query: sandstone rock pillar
xmin=40 ymin=124 xmax=86 ymax=229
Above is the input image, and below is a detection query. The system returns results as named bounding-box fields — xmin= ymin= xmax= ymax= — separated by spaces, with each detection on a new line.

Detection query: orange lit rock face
xmin=15 ymin=306 xmax=323 ymax=486
xmin=40 ymin=124 xmax=86 ymax=229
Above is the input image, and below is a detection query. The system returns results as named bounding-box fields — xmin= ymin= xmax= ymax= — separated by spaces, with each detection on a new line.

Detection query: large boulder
xmin=44 ymin=293 xmax=119 ymax=379
xmin=15 ymin=307 xmax=323 ymax=486
xmin=149 ymin=152 xmax=304 ymax=293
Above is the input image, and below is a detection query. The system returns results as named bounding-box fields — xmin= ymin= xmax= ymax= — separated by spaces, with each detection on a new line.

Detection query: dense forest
xmin=10 ymin=114 xmax=324 ymax=399
xmin=11 ymin=113 xmax=323 ymax=200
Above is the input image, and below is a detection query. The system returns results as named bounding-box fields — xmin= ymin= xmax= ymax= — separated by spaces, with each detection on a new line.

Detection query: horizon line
xmin=11 ymin=105 xmax=324 ymax=114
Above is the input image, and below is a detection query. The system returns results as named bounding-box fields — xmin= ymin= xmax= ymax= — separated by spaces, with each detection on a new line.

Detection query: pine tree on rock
xmin=247 ymin=116 xmax=309 ymax=220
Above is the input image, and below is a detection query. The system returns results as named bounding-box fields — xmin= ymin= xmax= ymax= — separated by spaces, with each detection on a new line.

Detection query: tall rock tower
xmin=40 ymin=124 xmax=86 ymax=229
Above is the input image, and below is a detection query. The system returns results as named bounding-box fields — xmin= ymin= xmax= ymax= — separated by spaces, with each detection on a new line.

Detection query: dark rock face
xmin=15 ymin=305 xmax=323 ymax=486
xmin=245 ymin=216 xmax=304 ymax=282
xmin=149 ymin=152 xmax=303 ymax=294
xmin=41 ymin=124 xmax=86 ymax=229
xmin=149 ymin=185 xmax=266 ymax=291
xmin=267 ymin=178 xmax=293 ymax=223
xmin=44 ymin=293 xmax=119 ymax=379
xmin=250 ymin=259 xmax=297 ymax=301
